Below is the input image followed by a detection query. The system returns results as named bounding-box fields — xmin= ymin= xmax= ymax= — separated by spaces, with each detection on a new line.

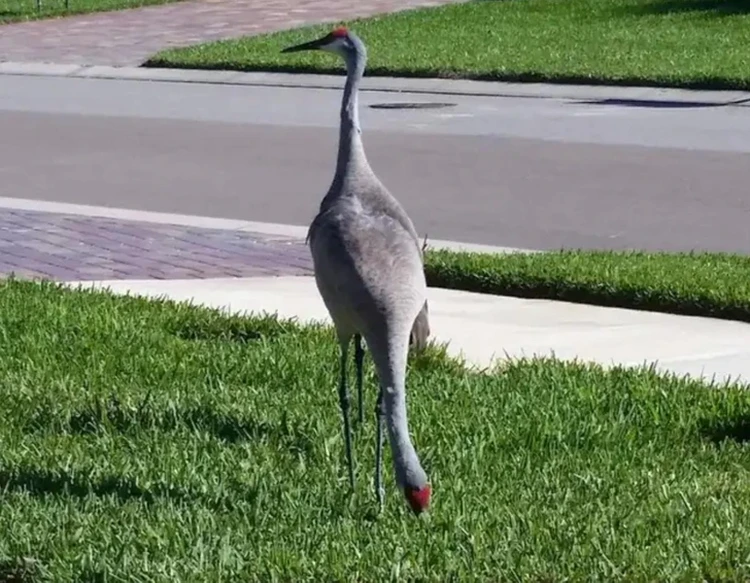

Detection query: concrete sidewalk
xmin=3 ymin=196 xmax=750 ymax=387
xmin=71 ymin=276 xmax=750 ymax=387
xmin=3 ymin=63 xmax=750 ymax=106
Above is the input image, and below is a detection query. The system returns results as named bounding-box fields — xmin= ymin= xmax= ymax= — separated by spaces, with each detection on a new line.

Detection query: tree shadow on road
xmin=573 ymin=97 xmax=750 ymax=109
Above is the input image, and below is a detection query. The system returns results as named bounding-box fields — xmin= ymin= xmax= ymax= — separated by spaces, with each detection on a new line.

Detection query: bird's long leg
xmin=374 ymin=385 xmax=385 ymax=512
xmin=338 ymin=340 xmax=355 ymax=491
xmin=354 ymin=334 xmax=365 ymax=427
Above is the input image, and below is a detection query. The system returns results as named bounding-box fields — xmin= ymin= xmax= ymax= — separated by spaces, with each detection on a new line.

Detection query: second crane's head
xmin=281 ymin=27 xmax=366 ymax=65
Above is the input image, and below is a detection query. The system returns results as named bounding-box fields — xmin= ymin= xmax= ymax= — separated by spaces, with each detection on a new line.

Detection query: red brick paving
xmin=0 ymin=0 xmax=463 ymax=66
xmin=0 ymin=208 xmax=314 ymax=280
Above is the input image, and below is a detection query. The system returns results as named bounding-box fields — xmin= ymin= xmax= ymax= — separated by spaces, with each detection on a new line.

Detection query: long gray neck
xmin=376 ymin=341 xmax=428 ymax=491
xmin=332 ymin=49 xmax=372 ymax=185
xmin=384 ymin=384 xmax=428 ymax=490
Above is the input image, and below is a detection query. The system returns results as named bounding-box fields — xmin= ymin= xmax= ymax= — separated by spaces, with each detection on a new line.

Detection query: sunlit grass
xmin=1 ymin=278 xmax=750 ymax=580
xmin=147 ymin=0 xmax=750 ymax=90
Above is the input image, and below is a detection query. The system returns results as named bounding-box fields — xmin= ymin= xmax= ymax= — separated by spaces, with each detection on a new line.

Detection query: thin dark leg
xmin=374 ymin=386 xmax=385 ymax=511
xmin=338 ymin=341 xmax=355 ymax=491
xmin=354 ymin=334 xmax=365 ymax=426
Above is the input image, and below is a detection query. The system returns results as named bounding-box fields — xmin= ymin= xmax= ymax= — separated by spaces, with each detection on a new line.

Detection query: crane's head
xmin=281 ymin=26 xmax=364 ymax=59
xmin=394 ymin=439 xmax=431 ymax=515
xmin=405 ymin=484 xmax=431 ymax=515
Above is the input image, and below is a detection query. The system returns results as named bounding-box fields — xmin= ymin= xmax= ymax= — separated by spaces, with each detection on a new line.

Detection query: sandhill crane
xmin=282 ymin=27 xmax=432 ymax=515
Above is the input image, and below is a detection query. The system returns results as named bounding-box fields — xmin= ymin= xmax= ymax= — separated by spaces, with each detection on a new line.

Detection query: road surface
xmin=1 ymin=73 xmax=749 ymax=252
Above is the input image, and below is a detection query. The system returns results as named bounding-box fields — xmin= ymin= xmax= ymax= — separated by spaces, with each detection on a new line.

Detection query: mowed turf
xmin=424 ymin=249 xmax=750 ymax=323
xmin=2 ymin=279 xmax=750 ymax=580
xmin=146 ymin=0 xmax=750 ymax=90
xmin=0 ymin=0 xmax=183 ymax=23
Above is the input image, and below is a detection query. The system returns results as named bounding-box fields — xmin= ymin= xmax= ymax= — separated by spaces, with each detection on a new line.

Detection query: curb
xmin=0 ymin=196 xmax=537 ymax=256
xmin=1 ymin=61 xmax=749 ymax=107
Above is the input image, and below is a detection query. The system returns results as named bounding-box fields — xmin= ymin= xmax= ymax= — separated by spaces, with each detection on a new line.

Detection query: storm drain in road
xmin=369 ymin=102 xmax=457 ymax=110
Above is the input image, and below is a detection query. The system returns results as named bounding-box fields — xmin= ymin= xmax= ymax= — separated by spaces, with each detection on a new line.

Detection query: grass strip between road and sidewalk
xmin=1 ymin=278 xmax=750 ymax=580
xmin=423 ymin=248 xmax=750 ymax=323
xmin=146 ymin=0 xmax=750 ymax=91
xmin=0 ymin=0 xmax=184 ymax=24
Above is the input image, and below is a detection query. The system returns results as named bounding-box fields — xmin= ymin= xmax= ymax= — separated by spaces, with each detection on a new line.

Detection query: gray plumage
xmin=282 ymin=28 xmax=432 ymax=514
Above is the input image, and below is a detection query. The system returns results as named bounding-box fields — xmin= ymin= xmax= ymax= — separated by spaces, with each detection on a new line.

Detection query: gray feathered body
xmin=309 ymin=174 xmax=427 ymax=353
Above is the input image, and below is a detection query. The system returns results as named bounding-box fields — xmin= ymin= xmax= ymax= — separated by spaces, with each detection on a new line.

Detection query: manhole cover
xmin=369 ymin=102 xmax=457 ymax=110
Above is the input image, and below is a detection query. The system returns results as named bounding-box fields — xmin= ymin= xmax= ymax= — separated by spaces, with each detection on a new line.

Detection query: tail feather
xmin=409 ymin=300 xmax=430 ymax=351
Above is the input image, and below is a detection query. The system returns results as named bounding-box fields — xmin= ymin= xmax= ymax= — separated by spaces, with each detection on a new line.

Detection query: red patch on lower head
xmin=331 ymin=26 xmax=349 ymax=38
xmin=405 ymin=485 xmax=431 ymax=514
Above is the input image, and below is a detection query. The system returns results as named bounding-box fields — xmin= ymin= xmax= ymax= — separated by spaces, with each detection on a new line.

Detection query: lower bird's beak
xmin=281 ymin=36 xmax=328 ymax=53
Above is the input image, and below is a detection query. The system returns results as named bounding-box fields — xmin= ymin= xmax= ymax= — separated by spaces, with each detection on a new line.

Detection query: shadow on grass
xmin=629 ymin=0 xmax=750 ymax=16
xmin=0 ymin=467 xmax=192 ymax=505
xmin=168 ymin=313 xmax=291 ymax=344
xmin=0 ymin=557 xmax=40 ymax=583
xmin=26 ymin=397 xmax=315 ymax=455
xmin=0 ymin=465 xmax=272 ymax=511
xmin=700 ymin=416 xmax=750 ymax=445
xmin=173 ymin=323 xmax=264 ymax=343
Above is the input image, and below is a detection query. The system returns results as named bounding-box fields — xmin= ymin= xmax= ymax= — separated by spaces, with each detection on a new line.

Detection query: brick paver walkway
xmin=0 ymin=0 xmax=462 ymax=66
xmin=0 ymin=208 xmax=313 ymax=280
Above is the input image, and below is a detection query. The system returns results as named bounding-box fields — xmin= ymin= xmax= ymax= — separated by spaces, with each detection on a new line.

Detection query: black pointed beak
xmin=281 ymin=35 xmax=330 ymax=53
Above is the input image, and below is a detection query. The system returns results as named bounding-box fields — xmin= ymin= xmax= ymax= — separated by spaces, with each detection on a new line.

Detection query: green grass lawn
xmin=146 ymin=0 xmax=750 ymax=90
xmin=3 ymin=278 xmax=750 ymax=580
xmin=424 ymin=249 xmax=750 ymax=323
xmin=0 ymin=0 xmax=182 ymax=24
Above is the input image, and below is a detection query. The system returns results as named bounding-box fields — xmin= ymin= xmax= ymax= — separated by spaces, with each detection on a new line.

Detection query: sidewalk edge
xmin=1 ymin=61 xmax=749 ymax=106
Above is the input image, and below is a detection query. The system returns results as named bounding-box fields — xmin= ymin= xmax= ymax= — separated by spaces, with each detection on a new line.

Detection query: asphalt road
xmin=1 ymin=74 xmax=749 ymax=252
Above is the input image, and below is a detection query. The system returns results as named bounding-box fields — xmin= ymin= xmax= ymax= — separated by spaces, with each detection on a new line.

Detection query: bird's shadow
xmin=167 ymin=312 xmax=291 ymax=344
xmin=25 ymin=398 xmax=315 ymax=456
xmin=0 ymin=557 xmax=40 ymax=583
xmin=699 ymin=415 xmax=750 ymax=445
xmin=0 ymin=466 xmax=189 ymax=505
xmin=0 ymin=464 xmax=274 ymax=512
